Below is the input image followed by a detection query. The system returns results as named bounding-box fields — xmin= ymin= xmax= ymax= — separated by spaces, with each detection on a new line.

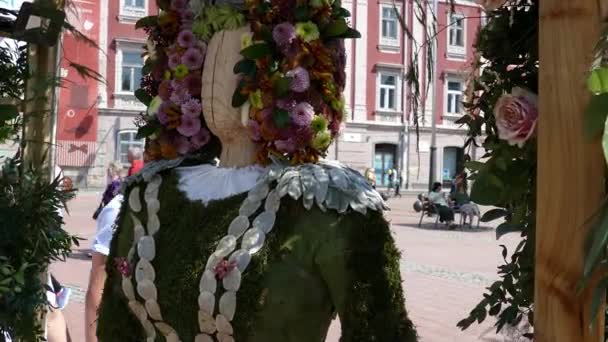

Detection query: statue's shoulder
xmin=120 ymin=158 xmax=186 ymax=193
xmin=268 ymin=160 xmax=388 ymax=215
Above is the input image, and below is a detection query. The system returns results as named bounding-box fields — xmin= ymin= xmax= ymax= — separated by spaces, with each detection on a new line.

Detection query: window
xmin=117 ymin=130 xmax=144 ymax=164
xmin=447 ymin=13 xmax=465 ymax=57
xmin=124 ymin=0 xmax=145 ymax=9
xmin=378 ymin=73 xmax=398 ymax=111
xmin=120 ymin=0 xmax=147 ymax=21
xmin=380 ymin=5 xmax=400 ymax=47
xmin=446 ymin=79 xmax=464 ymax=114
xmin=120 ymin=51 xmax=143 ymax=93
xmin=442 ymin=146 xmax=464 ymax=185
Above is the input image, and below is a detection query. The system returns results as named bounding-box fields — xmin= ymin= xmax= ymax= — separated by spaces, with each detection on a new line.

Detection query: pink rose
xmin=494 ymin=87 xmax=538 ymax=147
xmin=475 ymin=0 xmax=508 ymax=11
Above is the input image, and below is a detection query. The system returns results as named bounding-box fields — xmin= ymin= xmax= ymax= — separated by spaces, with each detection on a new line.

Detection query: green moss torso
xmin=98 ymin=170 xmax=417 ymax=342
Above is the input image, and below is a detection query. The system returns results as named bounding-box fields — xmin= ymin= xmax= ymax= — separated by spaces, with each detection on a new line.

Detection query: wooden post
xmin=536 ymin=1 xmax=605 ymax=341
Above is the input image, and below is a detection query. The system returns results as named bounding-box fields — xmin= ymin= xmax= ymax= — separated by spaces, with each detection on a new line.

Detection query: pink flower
xmin=175 ymin=135 xmax=191 ymax=154
xmin=177 ymin=30 xmax=196 ymax=48
xmin=170 ymin=87 xmax=191 ymax=105
xmin=273 ymin=22 xmax=296 ymax=46
xmin=214 ymin=259 xmax=237 ymax=280
xmin=191 ymin=128 xmax=211 ymax=148
xmin=168 ymin=53 xmax=182 ymax=70
xmin=275 ymin=138 xmax=297 ymax=153
xmin=181 ymin=98 xmax=201 ymax=117
xmin=494 ymin=87 xmax=538 ymax=147
xmin=171 ymin=0 xmax=188 ymax=10
xmin=248 ymin=120 xmax=262 ymax=141
xmin=183 ymin=74 xmax=202 ymax=95
xmin=286 ymin=67 xmax=310 ymax=92
xmin=290 ymin=102 xmax=314 ymax=126
xmin=181 ymin=47 xmax=204 ymax=70
xmin=114 ymin=257 xmax=131 ymax=277
xmin=177 ymin=115 xmax=201 ymax=137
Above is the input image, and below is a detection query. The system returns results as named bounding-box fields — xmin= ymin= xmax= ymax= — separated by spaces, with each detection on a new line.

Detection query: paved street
xmin=51 ymin=191 xmax=523 ymax=342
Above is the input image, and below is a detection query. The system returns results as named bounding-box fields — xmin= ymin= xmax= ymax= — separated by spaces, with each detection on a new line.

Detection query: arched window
xmin=116 ymin=130 xmax=144 ymax=164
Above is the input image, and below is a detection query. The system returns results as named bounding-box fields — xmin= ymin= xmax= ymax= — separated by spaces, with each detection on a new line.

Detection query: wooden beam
xmin=536 ymin=1 xmax=605 ymax=341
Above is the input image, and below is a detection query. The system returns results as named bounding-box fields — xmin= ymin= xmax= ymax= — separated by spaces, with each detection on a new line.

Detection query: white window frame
xmin=444 ymin=75 xmax=465 ymax=116
xmin=116 ymin=130 xmax=144 ymax=165
xmin=379 ymin=3 xmax=401 ymax=50
xmin=447 ymin=13 xmax=466 ymax=59
xmin=376 ymin=69 xmax=402 ymax=113
xmin=119 ymin=0 xmax=148 ymax=23
xmin=115 ymin=41 xmax=145 ymax=96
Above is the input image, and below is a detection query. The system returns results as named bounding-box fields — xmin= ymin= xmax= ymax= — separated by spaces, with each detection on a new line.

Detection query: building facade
xmin=56 ymin=0 xmax=157 ymax=187
xmin=55 ymin=0 xmax=484 ymax=189
xmin=327 ymin=0 xmax=484 ymax=190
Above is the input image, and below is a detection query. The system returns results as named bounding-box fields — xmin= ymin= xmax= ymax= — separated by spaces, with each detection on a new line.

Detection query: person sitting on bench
xmin=428 ymin=182 xmax=456 ymax=228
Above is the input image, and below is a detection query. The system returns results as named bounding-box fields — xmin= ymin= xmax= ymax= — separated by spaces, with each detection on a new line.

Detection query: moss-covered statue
xmin=98 ymin=0 xmax=417 ymax=341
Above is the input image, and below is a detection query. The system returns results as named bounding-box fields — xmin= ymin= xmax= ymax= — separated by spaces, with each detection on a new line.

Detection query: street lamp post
xmin=428 ymin=0 xmax=438 ymax=191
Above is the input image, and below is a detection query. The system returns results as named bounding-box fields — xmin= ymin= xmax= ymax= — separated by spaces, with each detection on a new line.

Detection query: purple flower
xmin=175 ymin=135 xmax=191 ymax=154
xmin=181 ymin=11 xmax=194 ymax=29
xmin=158 ymin=101 xmax=172 ymax=125
xmin=168 ymin=53 xmax=182 ymax=70
xmin=177 ymin=115 xmax=201 ymax=137
xmin=214 ymin=259 xmax=237 ymax=280
xmin=286 ymin=67 xmax=310 ymax=92
xmin=276 ymin=98 xmax=297 ymax=111
xmin=177 ymin=30 xmax=195 ymax=48
xmin=181 ymin=98 xmax=202 ymax=117
xmin=170 ymin=87 xmax=191 ymax=105
xmin=191 ymin=128 xmax=211 ymax=148
xmin=273 ymin=22 xmax=296 ymax=46
xmin=114 ymin=257 xmax=132 ymax=277
xmin=290 ymin=102 xmax=314 ymax=126
xmin=181 ymin=47 xmax=204 ymax=70
xmin=275 ymin=138 xmax=297 ymax=153
xmin=248 ymin=120 xmax=262 ymax=141
xmin=158 ymin=80 xmax=172 ymax=101
xmin=171 ymin=0 xmax=188 ymax=10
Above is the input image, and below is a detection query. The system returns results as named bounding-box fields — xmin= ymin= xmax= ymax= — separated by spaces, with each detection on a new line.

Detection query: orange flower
xmin=144 ymin=140 xmax=162 ymax=161
xmin=164 ymin=103 xmax=182 ymax=129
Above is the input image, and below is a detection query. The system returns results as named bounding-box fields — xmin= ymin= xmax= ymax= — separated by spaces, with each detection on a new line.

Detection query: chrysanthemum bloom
xmin=295 ymin=22 xmax=320 ymax=42
xmin=168 ymin=53 xmax=182 ymax=70
xmin=181 ymin=98 xmax=202 ymax=117
xmin=312 ymin=130 xmax=332 ymax=150
xmin=286 ymin=67 xmax=310 ymax=92
xmin=291 ymin=102 xmax=314 ymax=126
xmin=174 ymin=64 xmax=190 ymax=79
xmin=273 ymin=22 xmax=296 ymax=46
xmin=181 ymin=47 xmax=204 ymax=70
xmin=158 ymin=102 xmax=181 ymax=128
xmin=158 ymin=80 xmax=172 ymax=101
xmin=177 ymin=114 xmax=202 ymax=137
xmin=250 ymin=89 xmax=264 ymax=109
xmin=175 ymin=135 xmax=191 ymax=154
xmin=310 ymin=115 xmax=329 ymax=132
xmin=241 ymin=32 xmax=254 ymax=50
xmin=191 ymin=128 xmax=211 ymax=148
xmin=275 ymin=138 xmax=297 ymax=154
xmin=248 ymin=120 xmax=262 ymax=141
xmin=170 ymin=86 xmax=190 ymax=105
xmin=177 ymin=30 xmax=196 ymax=48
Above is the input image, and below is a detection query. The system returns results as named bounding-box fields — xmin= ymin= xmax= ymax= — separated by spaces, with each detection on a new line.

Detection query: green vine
xmin=454 ymin=1 xmax=538 ymax=336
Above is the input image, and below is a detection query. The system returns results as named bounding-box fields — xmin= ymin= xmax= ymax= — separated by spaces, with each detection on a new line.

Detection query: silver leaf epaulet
xmin=269 ymin=160 xmax=388 ymax=215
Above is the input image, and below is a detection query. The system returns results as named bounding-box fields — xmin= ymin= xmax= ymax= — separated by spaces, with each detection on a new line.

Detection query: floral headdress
xmin=232 ymin=0 xmax=359 ymax=165
xmin=136 ymin=0 xmax=244 ymax=161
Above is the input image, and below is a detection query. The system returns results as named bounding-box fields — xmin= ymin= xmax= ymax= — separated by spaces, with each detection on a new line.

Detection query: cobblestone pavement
xmin=51 ymin=192 xmax=523 ymax=342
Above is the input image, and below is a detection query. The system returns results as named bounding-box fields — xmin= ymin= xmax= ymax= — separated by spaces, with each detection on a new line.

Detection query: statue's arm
xmin=315 ymin=212 xmax=418 ymax=342
xmin=97 ymin=188 xmax=144 ymax=342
